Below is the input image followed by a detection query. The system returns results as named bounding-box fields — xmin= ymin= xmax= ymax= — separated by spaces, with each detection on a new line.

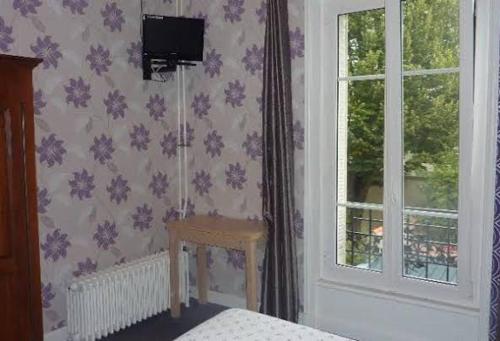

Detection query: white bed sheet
xmin=175 ymin=308 xmax=353 ymax=341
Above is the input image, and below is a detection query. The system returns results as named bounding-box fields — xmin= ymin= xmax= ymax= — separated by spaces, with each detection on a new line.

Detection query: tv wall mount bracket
xmin=143 ymin=53 xmax=196 ymax=81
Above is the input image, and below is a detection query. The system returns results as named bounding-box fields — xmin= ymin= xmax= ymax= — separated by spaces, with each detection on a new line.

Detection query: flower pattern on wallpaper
xmin=86 ymin=45 xmax=112 ymax=76
xmin=37 ymin=134 xmax=67 ymax=167
xmin=127 ymin=41 xmax=142 ymax=68
xmin=101 ymin=2 xmax=125 ymax=32
xmin=192 ymin=93 xmax=211 ymax=119
xmin=161 ymin=131 xmax=178 ymax=158
xmin=147 ymin=94 xmax=167 ymax=121
xmin=224 ymin=0 xmax=245 ymax=24
xmin=65 ymin=77 xmax=91 ymax=108
xmin=2 ymin=0 xmax=180 ymax=332
xmin=225 ymin=80 xmax=246 ymax=108
xmin=256 ymin=1 xmax=267 ymax=25
xmin=226 ymin=249 xmax=245 ymax=270
xmin=489 ymin=46 xmax=500 ymax=341
xmin=204 ymin=130 xmax=224 ymax=158
xmin=104 ymin=89 xmax=128 ymax=120
xmin=130 ymin=124 xmax=151 ymax=151
xmin=162 ymin=206 xmax=179 ymax=224
xmin=13 ymin=0 xmax=42 ymax=17
xmin=63 ymin=0 xmax=89 ymax=15
xmin=242 ymin=44 xmax=264 ymax=75
xmin=107 ymin=175 xmax=131 ymax=205
xmin=38 ymin=187 xmax=51 ymax=214
xmin=203 ymin=49 xmax=223 ymax=77
xmin=149 ymin=172 xmax=169 ymax=198
xmin=0 ymin=17 xmax=14 ymax=52
xmin=73 ymin=258 xmax=97 ymax=277
xmin=68 ymin=169 xmax=95 ymax=200
xmin=1 ymin=0 xmax=304 ymax=332
xmin=226 ymin=163 xmax=247 ymax=190
xmin=34 ymin=89 xmax=46 ymax=115
xmin=183 ymin=0 xmax=305 ymax=308
xmin=192 ymin=170 xmax=212 ymax=196
xmin=289 ymin=27 xmax=305 ymax=60
xmin=41 ymin=282 xmax=56 ymax=309
xmin=132 ymin=204 xmax=153 ymax=231
xmin=31 ymin=36 xmax=62 ymax=69
xmin=90 ymin=134 xmax=114 ymax=164
xmin=93 ymin=220 xmax=118 ymax=250
xmin=41 ymin=229 xmax=71 ymax=262
xmin=242 ymin=131 xmax=262 ymax=160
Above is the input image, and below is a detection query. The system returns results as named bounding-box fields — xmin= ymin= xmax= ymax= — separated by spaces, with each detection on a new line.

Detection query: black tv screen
xmin=142 ymin=15 xmax=205 ymax=62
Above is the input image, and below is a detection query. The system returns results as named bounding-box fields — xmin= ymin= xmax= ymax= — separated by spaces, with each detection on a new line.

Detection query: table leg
xmin=245 ymin=242 xmax=258 ymax=311
xmin=197 ymin=245 xmax=208 ymax=304
xmin=169 ymin=228 xmax=180 ymax=318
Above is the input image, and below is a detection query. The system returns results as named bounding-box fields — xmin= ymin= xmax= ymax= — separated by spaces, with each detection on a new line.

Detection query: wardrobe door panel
xmin=0 ymin=105 xmax=11 ymax=259
xmin=0 ymin=55 xmax=43 ymax=341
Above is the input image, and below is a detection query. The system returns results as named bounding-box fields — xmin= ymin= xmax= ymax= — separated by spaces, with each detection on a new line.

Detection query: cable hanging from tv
xmin=142 ymin=14 xmax=205 ymax=82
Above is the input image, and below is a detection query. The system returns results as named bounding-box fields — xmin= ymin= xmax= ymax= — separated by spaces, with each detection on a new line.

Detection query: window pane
xmin=339 ymin=80 xmax=385 ymax=205
xmin=338 ymin=206 xmax=383 ymax=271
xmin=403 ymin=72 xmax=459 ymax=284
xmin=403 ymin=0 xmax=460 ymax=71
xmin=339 ymin=9 xmax=385 ymax=78
xmin=403 ymin=214 xmax=457 ymax=283
xmin=403 ymin=73 xmax=459 ymax=211
xmin=337 ymin=8 xmax=385 ymax=272
xmin=337 ymin=79 xmax=384 ymax=270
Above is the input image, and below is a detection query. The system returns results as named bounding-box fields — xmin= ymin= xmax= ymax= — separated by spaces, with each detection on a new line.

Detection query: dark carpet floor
xmin=101 ymin=299 xmax=227 ymax=341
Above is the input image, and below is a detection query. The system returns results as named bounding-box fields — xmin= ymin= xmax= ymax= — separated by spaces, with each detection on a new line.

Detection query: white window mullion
xmin=457 ymin=0 xmax=474 ymax=296
xmin=402 ymin=67 xmax=460 ymax=77
xmin=337 ymin=14 xmax=349 ymax=266
xmin=338 ymin=74 xmax=385 ymax=82
xmin=338 ymin=68 xmax=460 ymax=83
xmin=384 ymin=0 xmax=403 ymax=286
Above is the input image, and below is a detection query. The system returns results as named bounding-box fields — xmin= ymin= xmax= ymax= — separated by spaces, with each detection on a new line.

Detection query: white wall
xmin=315 ymin=285 xmax=479 ymax=341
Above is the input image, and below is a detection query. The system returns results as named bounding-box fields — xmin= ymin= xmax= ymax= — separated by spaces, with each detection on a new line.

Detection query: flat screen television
xmin=142 ymin=15 xmax=205 ymax=62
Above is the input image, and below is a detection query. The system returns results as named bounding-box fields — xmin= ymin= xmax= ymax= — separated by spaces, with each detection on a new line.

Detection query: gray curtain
xmin=260 ymin=0 xmax=299 ymax=323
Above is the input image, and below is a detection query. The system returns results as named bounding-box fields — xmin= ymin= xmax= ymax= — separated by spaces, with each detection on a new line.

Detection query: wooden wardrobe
xmin=0 ymin=55 xmax=43 ymax=340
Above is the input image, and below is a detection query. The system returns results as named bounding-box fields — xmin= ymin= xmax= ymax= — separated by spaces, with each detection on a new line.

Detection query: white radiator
xmin=67 ymin=251 xmax=190 ymax=341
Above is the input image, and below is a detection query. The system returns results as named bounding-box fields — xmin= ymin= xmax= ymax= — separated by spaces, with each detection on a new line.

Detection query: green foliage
xmin=421 ymin=149 xmax=459 ymax=210
xmin=345 ymin=0 xmax=460 ymax=209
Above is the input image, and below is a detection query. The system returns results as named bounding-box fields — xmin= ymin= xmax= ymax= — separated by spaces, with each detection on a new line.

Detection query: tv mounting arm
xmin=142 ymin=53 xmax=197 ymax=80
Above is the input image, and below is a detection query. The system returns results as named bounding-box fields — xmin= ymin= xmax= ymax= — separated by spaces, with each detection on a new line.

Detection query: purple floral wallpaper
xmin=180 ymin=0 xmax=305 ymax=309
xmin=0 ymin=0 xmax=180 ymax=332
xmin=0 ymin=0 xmax=304 ymax=334
xmin=489 ymin=43 xmax=500 ymax=341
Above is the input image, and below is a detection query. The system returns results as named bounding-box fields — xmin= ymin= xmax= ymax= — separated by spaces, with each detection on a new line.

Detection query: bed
xmin=175 ymin=308 xmax=353 ymax=341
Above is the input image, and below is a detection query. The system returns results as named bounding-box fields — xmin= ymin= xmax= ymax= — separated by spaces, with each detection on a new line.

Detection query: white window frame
xmin=310 ymin=0 xmax=478 ymax=309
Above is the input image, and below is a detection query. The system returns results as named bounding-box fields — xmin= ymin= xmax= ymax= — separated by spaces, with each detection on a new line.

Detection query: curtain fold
xmin=259 ymin=0 xmax=299 ymax=323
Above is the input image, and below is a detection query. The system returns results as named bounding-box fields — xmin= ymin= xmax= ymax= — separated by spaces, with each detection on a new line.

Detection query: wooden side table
xmin=168 ymin=215 xmax=266 ymax=318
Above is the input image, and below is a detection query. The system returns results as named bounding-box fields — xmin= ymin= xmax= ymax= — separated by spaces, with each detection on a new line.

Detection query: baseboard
xmin=44 ymin=327 xmax=67 ymax=341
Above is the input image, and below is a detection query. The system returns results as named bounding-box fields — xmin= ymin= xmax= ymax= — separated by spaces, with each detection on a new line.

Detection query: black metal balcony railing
xmin=345 ymin=208 xmax=383 ymax=271
xmin=403 ymin=213 xmax=457 ymax=283
xmin=343 ymin=207 xmax=458 ymax=283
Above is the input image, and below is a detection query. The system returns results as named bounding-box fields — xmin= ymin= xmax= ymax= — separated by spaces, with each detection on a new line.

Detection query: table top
xmin=168 ymin=215 xmax=266 ymax=242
